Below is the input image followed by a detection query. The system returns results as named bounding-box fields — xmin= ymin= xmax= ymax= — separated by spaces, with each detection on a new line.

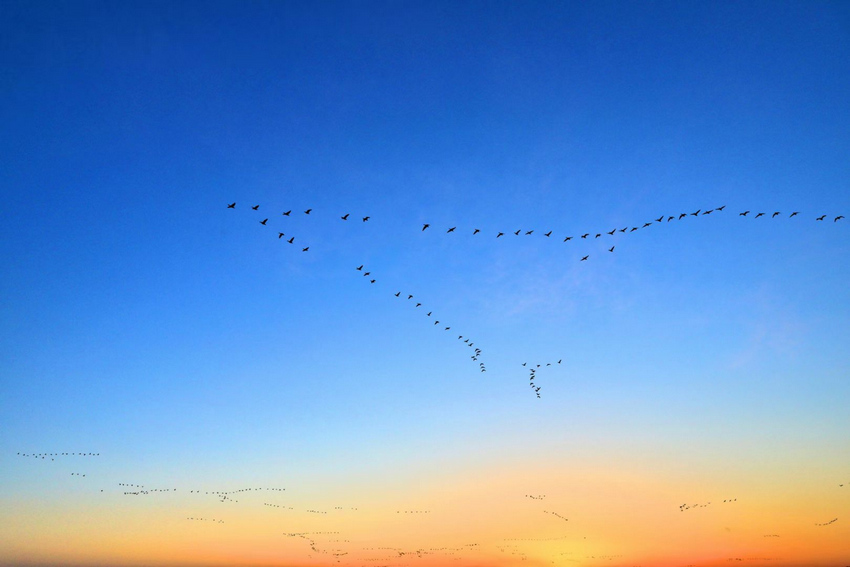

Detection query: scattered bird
xmin=526 ymin=230 xmax=533 ymax=235
xmin=357 ymin=265 xmax=363 ymax=270
xmin=302 ymin=247 xmax=309 ymax=252
xmin=227 ymin=202 xmax=236 ymax=208
xmin=252 ymin=205 xmax=259 ymax=210
xmin=608 ymin=246 xmax=615 ymax=252
xmin=287 ymin=237 xmax=294 ymax=244
xmin=260 ymin=219 xmax=268 ymax=225
xmin=544 ymin=231 xmax=552 ymax=237
xmin=497 ymin=232 xmax=504 ymax=238
xmin=422 ymin=224 xmax=429 ymax=231
xmin=772 ymin=212 xmax=781 ymax=217
xmin=740 ymin=211 xmax=750 ymax=216
xmin=581 ymin=234 xmax=589 ymax=239
xmin=817 ymin=215 xmax=826 ymax=221
xmin=283 ymin=210 xmax=291 ymax=216
xmin=755 ymin=212 xmax=765 ymax=218
xmin=514 ymin=230 xmax=521 ymax=236
xmin=564 ymin=236 xmax=572 ymax=241
xmin=278 ymin=232 xmax=285 ymax=239
xmin=836 ymin=216 xmax=845 ymax=222
xmin=362 ymin=216 xmax=370 ymax=222
xmin=679 ymin=213 xmax=687 ymax=219
xmin=474 ymin=229 xmax=480 ymax=234
xmin=447 ymin=227 xmax=456 ymax=233
xmin=341 ymin=214 xmax=349 ymax=220
xmin=790 ymin=211 xmax=799 ymax=217
xmin=304 ymin=209 xmax=312 ymax=214
xmin=655 ymin=216 xmax=664 ymax=223
xmin=691 ymin=209 xmax=701 ymax=216
xmin=581 ymin=255 xmax=589 ymax=261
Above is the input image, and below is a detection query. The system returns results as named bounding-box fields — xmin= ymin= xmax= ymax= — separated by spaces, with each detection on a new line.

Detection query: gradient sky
xmin=1 ymin=1 xmax=849 ymax=566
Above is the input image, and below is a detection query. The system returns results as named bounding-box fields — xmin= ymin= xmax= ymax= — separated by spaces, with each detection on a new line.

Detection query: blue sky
xmin=1 ymin=2 xmax=849 ymax=565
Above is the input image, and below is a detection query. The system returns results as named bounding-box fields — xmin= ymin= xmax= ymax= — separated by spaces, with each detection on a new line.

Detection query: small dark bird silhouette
xmin=581 ymin=234 xmax=589 ymax=239
xmin=630 ymin=227 xmax=638 ymax=232
xmin=287 ymin=237 xmax=294 ymax=244
xmin=717 ymin=205 xmax=726 ymax=211
xmin=607 ymin=229 xmax=616 ymax=235
xmin=772 ymin=212 xmax=780 ymax=217
xmin=278 ymin=232 xmax=285 ymax=238
xmin=679 ymin=213 xmax=687 ymax=219
xmin=302 ymin=247 xmax=309 ymax=252
xmin=447 ymin=227 xmax=456 ymax=233
xmin=304 ymin=209 xmax=312 ymax=214
xmin=789 ymin=212 xmax=799 ymax=217
xmin=408 ymin=295 xmax=413 ymax=300
xmin=252 ymin=205 xmax=259 ymax=210
xmin=643 ymin=222 xmax=651 ymax=228
xmin=370 ymin=279 xmax=375 ymax=283
xmin=581 ymin=255 xmax=589 ymax=261
xmin=740 ymin=211 xmax=750 ymax=216
xmin=514 ymin=230 xmax=521 ymax=235
xmin=363 ymin=272 xmax=370 ymax=276
xmin=595 ymin=233 xmax=601 ymax=238
xmin=836 ymin=216 xmax=845 ymax=222
xmin=422 ymin=223 xmax=429 ymax=231
xmin=357 ymin=265 xmax=363 ymax=270
xmin=473 ymin=229 xmax=480 ymax=234
xmin=619 ymin=228 xmax=627 ymax=233
xmin=227 ymin=202 xmax=236 ymax=208
xmin=755 ymin=212 xmax=765 ymax=218
xmin=545 ymin=231 xmax=552 ymax=237
xmin=395 ymin=292 xmax=400 ymax=297
xmin=427 ymin=312 xmax=432 ymax=316
xmin=283 ymin=210 xmax=291 ymax=216
xmin=668 ymin=216 xmax=674 ymax=221
xmin=691 ymin=209 xmax=701 ymax=216
xmin=362 ymin=216 xmax=370 ymax=222
xmin=260 ymin=219 xmax=268 ymax=225
xmin=416 ymin=303 xmax=421 ymax=307
xmin=341 ymin=214 xmax=349 ymax=220
xmin=608 ymin=246 xmax=615 ymax=252
xmin=817 ymin=215 xmax=826 ymax=221
xmin=564 ymin=236 xmax=572 ymax=241
xmin=526 ymin=230 xmax=534 ymax=235
xmin=655 ymin=216 xmax=663 ymax=222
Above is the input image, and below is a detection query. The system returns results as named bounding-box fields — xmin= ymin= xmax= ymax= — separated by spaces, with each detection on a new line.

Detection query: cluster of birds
xmin=525 ymin=494 xmax=546 ymax=500
xmin=815 ymin=517 xmax=838 ymax=526
xmin=70 ymin=472 xmax=85 ymax=477
xmin=679 ymin=502 xmax=711 ymax=511
xmin=542 ymin=510 xmax=569 ymax=522
xmin=395 ymin=510 xmax=431 ymax=514
xmin=186 ymin=517 xmax=224 ymax=524
xmin=17 ymin=452 xmax=99 ymax=461
xmin=523 ymin=361 xmax=562 ymax=399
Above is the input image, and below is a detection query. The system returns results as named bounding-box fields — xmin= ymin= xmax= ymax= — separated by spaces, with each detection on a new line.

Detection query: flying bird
xmin=304 ymin=209 xmax=312 ymax=214
xmin=447 ymin=227 xmax=456 ymax=233
xmin=357 ymin=265 xmax=363 ymax=270
xmin=564 ymin=236 xmax=572 ymax=241
xmin=607 ymin=229 xmax=616 ymax=235
xmin=581 ymin=233 xmax=589 ymax=239
xmin=395 ymin=292 xmax=400 ymax=297
xmin=740 ymin=211 xmax=750 ymax=216
xmin=690 ymin=209 xmax=701 ymax=216
xmin=408 ymin=295 xmax=413 ymax=299
xmin=655 ymin=216 xmax=664 ymax=222
xmin=679 ymin=213 xmax=687 ymax=219
xmin=581 ymin=255 xmax=589 ymax=261
xmin=608 ymin=246 xmax=615 ymax=252
xmin=703 ymin=209 xmax=714 ymax=215
xmin=789 ymin=211 xmax=799 ymax=217
xmin=341 ymin=214 xmax=349 ymax=220
xmin=717 ymin=205 xmax=726 ymax=211
xmin=227 ymin=202 xmax=236 ymax=208
xmin=595 ymin=233 xmax=601 ymax=238
xmin=473 ymin=229 xmax=480 ymax=234
xmin=526 ymin=230 xmax=534 ymax=235
xmin=252 ymin=205 xmax=259 ymax=210
xmin=836 ymin=216 xmax=845 ymax=222
xmin=287 ymin=237 xmax=294 ymax=244
xmin=260 ymin=219 xmax=268 ymax=225
xmin=755 ymin=212 xmax=765 ymax=218
xmin=544 ymin=231 xmax=552 ymax=237
xmin=362 ymin=216 xmax=370 ymax=222
xmin=278 ymin=232 xmax=285 ymax=238
xmin=497 ymin=232 xmax=504 ymax=238
xmin=283 ymin=210 xmax=291 ymax=216
xmin=817 ymin=215 xmax=826 ymax=221
xmin=643 ymin=222 xmax=651 ymax=228
xmin=515 ymin=230 xmax=521 ymax=235
xmin=772 ymin=212 xmax=781 ymax=217
xmin=302 ymin=247 xmax=309 ymax=252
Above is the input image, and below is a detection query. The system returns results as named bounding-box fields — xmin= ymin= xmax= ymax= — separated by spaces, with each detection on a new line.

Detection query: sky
xmin=1 ymin=1 xmax=849 ymax=566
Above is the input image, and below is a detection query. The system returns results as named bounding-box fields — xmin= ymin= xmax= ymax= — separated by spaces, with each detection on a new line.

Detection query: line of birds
xmin=543 ymin=510 xmax=569 ymax=522
xmin=815 ymin=518 xmax=838 ymax=526
xmin=187 ymin=517 xmax=225 ymax=524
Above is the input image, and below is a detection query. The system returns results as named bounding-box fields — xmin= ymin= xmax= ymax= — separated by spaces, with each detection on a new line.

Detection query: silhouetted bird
xmin=283 ymin=210 xmax=291 ymax=216
xmin=278 ymin=232 xmax=285 ymax=238
xmin=655 ymin=216 xmax=663 ymax=222
xmin=408 ymin=295 xmax=413 ymax=299
xmin=740 ymin=211 xmax=750 ymax=216
xmin=474 ymin=229 xmax=480 ymax=234
xmin=630 ymin=227 xmax=638 ymax=232
xmin=526 ymin=230 xmax=534 ymax=235
xmin=545 ymin=231 xmax=552 ymax=237
xmin=370 ymin=279 xmax=375 ymax=283
xmin=341 ymin=214 xmax=349 ymax=220
xmin=564 ymin=236 xmax=572 ymax=241
xmin=304 ymin=209 xmax=312 ymax=214
xmin=252 ymin=205 xmax=259 ymax=210
xmin=691 ymin=210 xmax=700 ymax=216
xmin=497 ymin=232 xmax=504 ymax=238
xmin=608 ymin=246 xmax=615 ymax=252
xmin=362 ymin=216 xmax=370 ymax=222
xmin=643 ymin=222 xmax=651 ymax=228
xmin=515 ymin=230 xmax=521 ymax=235
xmin=717 ymin=205 xmax=726 ymax=211
xmin=755 ymin=212 xmax=765 ymax=218
xmin=227 ymin=203 xmax=236 ymax=208
xmin=679 ymin=213 xmax=687 ymax=219
xmin=581 ymin=255 xmax=589 ymax=261
xmin=447 ymin=227 xmax=456 ymax=233
xmin=260 ymin=219 xmax=268 ymax=225
xmin=395 ymin=292 xmax=400 ymax=297
xmin=817 ymin=215 xmax=826 ymax=221
xmin=581 ymin=234 xmax=589 ymax=239
xmin=772 ymin=212 xmax=780 ymax=217
xmin=836 ymin=216 xmax=845 ymax=222
xmin=363 ymin=272 xmax=370 ymax=276
xmin=416 ymin=303 xmax=421 ymax=307
xmin=607 ymin=229 xmax=616 ymax=235
xmin=287 ymin=237 xmax=294 ymax=244
xmin=357 ymin=265 xmax=363 ymax=270
xmin=619 ymin=228 xmax=627 ymax=233
xmin=302 ymin=247 xmax=309 ymax=252
xmin=790 ymin=212 xmax=799 ymax=217
xmin=595 ymin=233 xmax=601 ymax=238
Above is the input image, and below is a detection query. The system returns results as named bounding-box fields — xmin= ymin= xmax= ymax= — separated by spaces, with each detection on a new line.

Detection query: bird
xmin=607 ymin=229 xmax=615 ymax=235
xmin=717 ymin=205 xmax=726 ymax=211
xmin=619 ymin=228 xmax=627 ymax=233
xmin=595 ymin=233 xmax=601 ymax=238
xmin=630 ymin=227 xmax=638 ymax=232
xmin=302 ymin=247 xmax=309 ymax=252
xmin=283 ymin=210 xmax=291 ymax=216
xmin=362 ymin=216 xmax=370 ymax=222
xmin=227 ymin=202 xmax=236 ymax=208
xmin=679 ymin=213 xmax=687 ymax=219
xmin=655 ymin=216 xmax=663 ymax=222
xmin=836 ymin=216 xmax=845 ymax=222
xmin=526 ymin=230 xmax=534 ymax=235
xmin=581 ymin=233 xmax=589 ymax=239
xmin=427 ymin=312 xmax=432 ymax=316
xmin=703 ymin=209 xmax=714 ymax=215
xmin=581 ymin=255 xmax=589 ymax=261
xmin=564 ymin=236 xmax=572 ymax=241
xmin=252 ymin=205 xmax=259 ymax=210
xmin=260 ymin=219 xmax=268 ymax=225
xmin=608 ymin=246 xmax=615 ymax=252
xmin=356 ymin=265 xmax=363 ymax=270
xmin=341 ymin=213 xmax=349 ymax=220
xmin=278 ymin=232 xmax=285 ymax=238
xmin=544 ymin=231 xmax=552 ymax=237
xmin=422 ymin=223 xmax=429 ymax=231
xmin=363 ymin=272 xmax=370 ymax=276
xmin=740 ymin=211 xmax=750 ymax=216
xmin=447 ymin=227 xmax=456 ymax=233
xmin=287 ymin=237 xmax=294 ymax=244
xmin=473 ymin=229 xmax=480 ymax=234
xmin=416 ymin=303 xmax=421 ymax=307
xmin=497 ymin=232 xmax=504 ymax=238
xmin=370 ymin=279 xmax=375 ymax=283
xmin=408 ymin=295 xmax=413 ymax=299
xmin=755 ymin=212 xmax=765 ymax=218
xmin=817 ymin=215 xmax=826 ymax=221
xmin=304 ymin=209 xmax=312 ymax=214
xmin=395 ymin=292 xmax=400 ymax=297
xmin=642 ymin=222 xmax=651 ymax=228
xmin=789 ymin=211 xmax=799 ymax=217
xmin=690 ymin=209 xmax=701 ymax=216
xmin=514 ymin=229 xmax=521 ymax=235
xmin=667 ymin=216 xmax=674 ymax=221
xmin=772 ymin=212 xmax=780 ymax=217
